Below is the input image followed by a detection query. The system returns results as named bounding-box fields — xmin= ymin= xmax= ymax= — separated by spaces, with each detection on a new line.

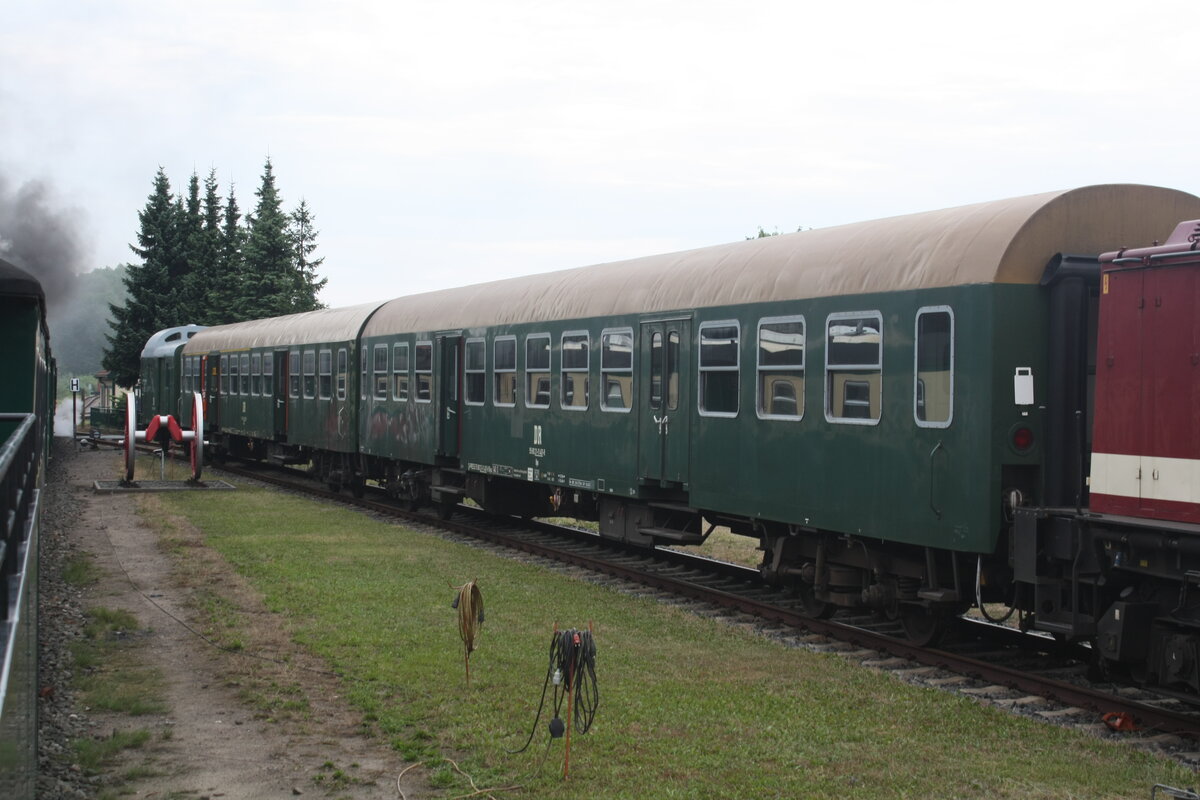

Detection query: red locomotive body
xmin=1092 ymin=220 xmax=1200 ymax=524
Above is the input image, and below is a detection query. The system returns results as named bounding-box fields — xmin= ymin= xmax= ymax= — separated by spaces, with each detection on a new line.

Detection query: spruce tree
xmin=103 ymin=167 xmax=181 ymax=387
xmin=288 ymin=198 xmax=327 ymax=312
xmin=242 ymin=158 xmax=294 ymax=318
xmin=208 ymin=183 xmax=247 ymax=324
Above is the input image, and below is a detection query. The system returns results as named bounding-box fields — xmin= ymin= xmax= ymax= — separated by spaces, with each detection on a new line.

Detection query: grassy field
xmin=151 ymin=485 xmax=1192 ymax=799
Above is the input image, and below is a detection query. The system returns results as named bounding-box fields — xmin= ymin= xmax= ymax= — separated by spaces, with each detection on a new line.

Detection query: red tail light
xmin=1012 ymin=427 xmax=1034 ymax=451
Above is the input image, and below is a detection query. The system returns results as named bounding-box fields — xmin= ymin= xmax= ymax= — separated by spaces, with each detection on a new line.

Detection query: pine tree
xmin=208 ymin=183 xmax=247 ymax=324
xmin=103 ymin=168 xmax=181 ymax=387
xmin=242 ymin=158 xmax=294 ymax=318
xmin=287 ymin=198 xmax=327 ymax=312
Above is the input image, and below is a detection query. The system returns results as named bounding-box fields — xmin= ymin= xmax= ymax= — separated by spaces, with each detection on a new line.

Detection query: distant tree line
xmin=103 ymin=158 xmax=327 ymax=387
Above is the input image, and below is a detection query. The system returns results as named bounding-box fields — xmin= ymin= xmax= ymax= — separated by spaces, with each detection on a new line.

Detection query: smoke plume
xmin=0 ymin=174 xmax=87 ymax=309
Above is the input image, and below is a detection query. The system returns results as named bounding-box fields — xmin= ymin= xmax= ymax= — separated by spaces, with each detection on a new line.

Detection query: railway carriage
xmin=137 ymin=324 xmax=206 ymax=425
xmin=354 ymin=185 xmax=1200 ymax=640
xmin=160 ymin=183 xmax=1200 ymax=690
xmin=181 ymin=303 xmax=383 ymax=490
xmin=0 ymin=257 xmax=55 ymax=798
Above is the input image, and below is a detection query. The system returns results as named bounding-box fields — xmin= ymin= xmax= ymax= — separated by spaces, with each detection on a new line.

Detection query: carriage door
xmin=639 ymin=319 xmax=692 ymax=486
xmin=273 ymin=350 xmax=288 ymax=440
xmin=206 ymin=353 xmax=220 ymax=429
xmin=436 ymin=334 xmax=462 ymax=458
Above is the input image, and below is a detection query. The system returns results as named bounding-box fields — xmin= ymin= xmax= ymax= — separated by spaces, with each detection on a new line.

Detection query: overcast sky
xmin=2 ymin=1 xmax=1196 ymax=309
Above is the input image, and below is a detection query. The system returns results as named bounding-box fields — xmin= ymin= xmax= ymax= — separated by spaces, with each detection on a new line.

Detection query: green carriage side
xmin=0 ymin=258 xmax=54 ymax=447
xmin=357 ymin=185 xmax=1200 ymax=627
xmin=182 ymin=303 xmax=383 ymax=487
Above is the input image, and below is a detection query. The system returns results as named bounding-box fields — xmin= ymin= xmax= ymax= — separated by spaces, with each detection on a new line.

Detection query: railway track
xmin=203 ymin=457 xmax=1200 ymax=761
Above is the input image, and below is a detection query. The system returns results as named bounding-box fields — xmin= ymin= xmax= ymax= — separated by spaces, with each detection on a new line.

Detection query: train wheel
xmin=124 ymin=394 xmax=138 ymax=482
xmin=796 ymin=581 xmax=834 ymax=619
xmin=899 ymin=605 xmax=948 ymax=647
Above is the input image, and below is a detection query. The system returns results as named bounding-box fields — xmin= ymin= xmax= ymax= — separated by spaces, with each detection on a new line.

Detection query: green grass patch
xmin=155 ymin=486 xmax=1193 ymax=799
xmin=72 ymin=729 xmax=152 ymax=772
xmin=72 ymin=606 xmax=168 ymax=716
xmin=62 ymin=554 xmax=100 ymax=587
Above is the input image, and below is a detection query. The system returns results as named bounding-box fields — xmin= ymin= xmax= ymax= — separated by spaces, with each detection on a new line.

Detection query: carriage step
xmin=648 ymin=501 xmax=698 ymax=515
xmin=638 ymin=526 xmax=707 ymax=545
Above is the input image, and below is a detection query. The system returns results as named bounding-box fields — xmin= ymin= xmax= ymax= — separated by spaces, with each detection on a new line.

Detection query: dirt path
xmin=45 ymin=443 xmax=429 ymax=799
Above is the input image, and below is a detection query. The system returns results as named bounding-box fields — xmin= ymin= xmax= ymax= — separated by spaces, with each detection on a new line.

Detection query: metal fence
xmin=0 ymin=413 xmax=42 ymax=799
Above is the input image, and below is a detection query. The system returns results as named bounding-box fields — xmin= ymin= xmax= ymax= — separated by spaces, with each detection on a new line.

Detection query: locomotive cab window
xmin=699 ymin=321 xmax=740 ymax=417
xmin=289 ymin=351 xmax=300 ymax=399
xmin=302 ymin=350 xmax=316 ymax=399
xmin=465 ymin=338 xmax=486 ymax=406
xmin=526 ymin=334 xmax=551 ymax=409
xmin=373 ymin=344 xmax=389 ymax=400
xmin=757 ymin=316 xmax=804 ymax=420
xmin=393 ymin=342 xmax=410 ymax=401
xmin=494 ymin=336 xmax=517 ymax=407
xmin=825 ymin=312 xmax=882 ymax=425
xmin=562 ymin=331 xmax=589 ymax=410
xmin=600 ymin=328 xmax=633 ymax=412
xmin=318 ymin=349 xmax=333 ymax=400
xmin=914 ymin=306 xmax=953 ymax=427
xmin=415 ymin=341 xmax=433 ymax=403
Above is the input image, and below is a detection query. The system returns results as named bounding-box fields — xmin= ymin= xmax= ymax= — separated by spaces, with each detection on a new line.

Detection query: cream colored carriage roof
xmin=183 ymin=302 xmax=383 ymax=354
xmin=361 ymin=184 xmax=1200 ymax=335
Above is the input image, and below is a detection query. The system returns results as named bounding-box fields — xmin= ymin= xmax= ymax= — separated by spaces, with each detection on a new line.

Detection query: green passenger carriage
xmin=164 ymin=184 xmax=1200 ymax=655
xmin=181 ymin=303 xmax=383 ymax=492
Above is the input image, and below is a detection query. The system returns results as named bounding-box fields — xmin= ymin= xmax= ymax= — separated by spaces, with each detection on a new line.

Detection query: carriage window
xmin=251 ymin=353 xmax=262 ymax=396
xmin=239 ymin=354 xmax=250 ymax=395
xmin=826 ymin=312 xmax=882 ymax=424
xmin=525 ymin=334 xmax=551 ymax=408
xmin=600 ymin=328 xmax=633 ymax=412
xmin=319 ymin=350 xmax=333 ymax=400
xmin=183 ymin=357 xmax=192 ymax=395
xmin=650 ymin=332 xmax=663 ymax=410
xmin=263 ymin=353 xmax=274 ymax=397
xmin=302 ymin=350 xmax=316 ymax=399
xmin=465 ymin=338 xmax=486 ymax=406
xmin=373 ymin=344 xmax=389 ymax=400
xmin=336 ymin=349 xmax=348 ymax=400
xmin=225 ymin=354 xmax=235 ymax=395
xmin=561 ymin=332 xmax=589 ymax=410
xmin=494 ymin=336 xmax=517 ymax=407
xmin=915 ymin=307 xmax=953 ymax=427
xmin=289 ymin=351 xmax=300 ymax=399
xmin=699 ymin=321 xmax=740 ymax=417
xmin=757 ymin=316 xmax=804 ymax=420
xmin=415 ymin=341 xmax=433 ymax=402
xmin=393 ymin=342 xmax=410 ymax=401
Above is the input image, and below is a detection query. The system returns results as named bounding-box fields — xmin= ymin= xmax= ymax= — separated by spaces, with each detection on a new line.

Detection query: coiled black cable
xmin=508 ymin=628 xmax=599 ymax=754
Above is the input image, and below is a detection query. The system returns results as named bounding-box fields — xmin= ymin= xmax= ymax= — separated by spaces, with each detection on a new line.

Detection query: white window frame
xmin=600 ymin=327 xmax=634 ymax=413
xmin=914 ymin=305 xmax=954 ymax=429
xmin=414 ymin=340 xmax=433 ymax=403
xmin=493 ymin=335 xmax=517 ymax=408
xmin=756 ymin=315 xmax=805 ymax=421
xmin=560 ymin=330 xmax=590 ymax=411
xmin=524 ymin=333 xmax=552 ymax=409
xmin=824 ymin=310 xmax=883 ymax=426
xmin=697 ymin=319 xmax=740 ymax=419
xmin=392 ymin=341 xmax=410 ymax=401
xmin=464 ymin=337 xmax=486 ymax=406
